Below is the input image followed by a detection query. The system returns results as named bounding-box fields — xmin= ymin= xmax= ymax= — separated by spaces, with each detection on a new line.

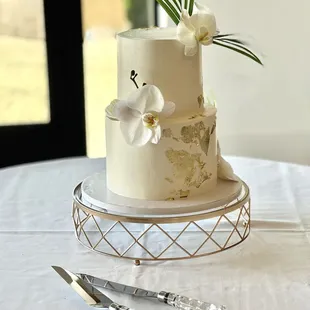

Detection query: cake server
xmin=52 ymin=266 xmax=133 ymax=309
xmin=77 ymin=272 xmax=226 ymax=310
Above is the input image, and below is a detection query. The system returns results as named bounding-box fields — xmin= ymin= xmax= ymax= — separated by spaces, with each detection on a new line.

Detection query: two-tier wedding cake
xmin=104 ymin=2 xmax=262 ymax=202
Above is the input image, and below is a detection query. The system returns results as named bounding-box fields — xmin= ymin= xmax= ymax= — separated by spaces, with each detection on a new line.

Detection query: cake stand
xmin=72 ymin=171 xmax=251 ymax=265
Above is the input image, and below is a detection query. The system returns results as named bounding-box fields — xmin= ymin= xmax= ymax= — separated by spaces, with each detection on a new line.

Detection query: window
xmin=82 ymin=0 xmax=156 ymax=157
xmin=0 ymin=0 xmax=49 ymax=126
xmin=0 ymin=1 xmax=86 ymax=168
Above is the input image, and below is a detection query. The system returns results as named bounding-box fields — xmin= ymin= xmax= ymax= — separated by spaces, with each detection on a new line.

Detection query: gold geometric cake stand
xmin=72 ymin=180 xmax=251 ymax=265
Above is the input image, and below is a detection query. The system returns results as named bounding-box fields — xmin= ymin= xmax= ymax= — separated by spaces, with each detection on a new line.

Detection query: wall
xmin=167 ymin=0 xmax=310 ymax=165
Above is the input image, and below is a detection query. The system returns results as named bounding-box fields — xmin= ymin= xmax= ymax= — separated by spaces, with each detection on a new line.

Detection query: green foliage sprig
xmin=155 ymin=0 xmax=263 ymax=66
xmin=155 ymin=0 xmax=194 ymax=23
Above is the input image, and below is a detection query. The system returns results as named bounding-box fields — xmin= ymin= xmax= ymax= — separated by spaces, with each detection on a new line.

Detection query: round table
xmin=1 ymin=156 xmax=310 ymax=310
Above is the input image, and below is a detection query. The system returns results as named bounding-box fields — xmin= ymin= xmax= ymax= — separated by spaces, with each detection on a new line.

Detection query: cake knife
xmin=77 ymin=272 xmax=226 ymax=310
xmin=52 ymin=266 xmax=133 ymax=309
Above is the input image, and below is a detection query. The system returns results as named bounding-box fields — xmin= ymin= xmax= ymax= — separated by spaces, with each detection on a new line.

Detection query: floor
xmin=0 ymin=34 xmax=118 ymax=158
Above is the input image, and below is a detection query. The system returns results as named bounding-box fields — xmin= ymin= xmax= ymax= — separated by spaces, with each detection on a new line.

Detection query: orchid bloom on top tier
xmin=177 ymin=3 xmax=218 ymax=56
xmin=155 ymin=0 xmax=263 ymax=65
xmin=108 ymin=85 xmax=176 ymax=147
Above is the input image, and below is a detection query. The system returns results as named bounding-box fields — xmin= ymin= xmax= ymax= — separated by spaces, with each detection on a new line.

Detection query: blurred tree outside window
xmin=126 ymin=0 xmax=154 ymax=28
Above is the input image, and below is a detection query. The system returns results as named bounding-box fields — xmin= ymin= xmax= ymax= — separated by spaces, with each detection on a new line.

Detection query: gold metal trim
xmin=72 ymin=182 xmax=251 ymax=264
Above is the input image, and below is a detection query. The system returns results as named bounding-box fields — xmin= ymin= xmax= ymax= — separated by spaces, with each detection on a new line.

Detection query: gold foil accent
xmin=165 ymin=177 xmax=174 ymax=184
xmin=162 ymin=128 xmax=173 ymax=138
xmin=179 ymin=190 xmax=190 ymax=199
xmin=200 ymin=127 xmax=211 ymax=157
xmin=180 ymin=125 xmax=195 ymax=143
xmin=170 ymin=189 xmax=191 ymax=199
xmin=211 ymin=121 xmax=216 ymax=135
xmin=181 ymin=122 xmax=210 ymax=155
xmin=179 ymin=121 xmax=217 ymax=157
xmin=198 ymin=95 xmax=205 ymax=108
xmin=189 ymin=113 xmax=206 ymax=120
xmin=165 ymin=197 xmax=175 ymax=201
xmin=165 ymin=149 xmax=211 ymax=189
xmin=162 ymin=120 xmax=216 ymax=191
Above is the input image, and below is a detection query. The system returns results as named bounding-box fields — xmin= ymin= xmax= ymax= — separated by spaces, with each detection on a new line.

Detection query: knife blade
xmin=78 ymin=273 xmax=158 ymax=299
xmin=77 ymin=272 xmax=226 ymax=310
xmin=52 ymin=266 xmax=134 ymax=310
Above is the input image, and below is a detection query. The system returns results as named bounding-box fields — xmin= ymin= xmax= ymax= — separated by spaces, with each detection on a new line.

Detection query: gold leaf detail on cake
xmin=198 ymin=95 xmax=205 ymax=108
xmin=179 ymin=190 xmax=190 ymax=199
xmin=180 ymin=125 xmax=195 ymax=143
xmin=180 ymin=121 xmax=217 ymax=157
xmin=211 ymin=121 xmax=216 ymax=135
xmin=200 ymin=127 xmax=211 ymax=157
xmin=165 ymin=197 xmax=175 ymax=201
xmin=165 ymin=149 xmax=211 ymax=189
xmin=189 ymin=172 xmax=212 ymax=188
xmin=170 ymin=189 xmax=191 ymax=199
xmin=162 ymin=121 xmax=216 ymax=158
xmin=195 ymin=120 xmax=205 ymax=132
xmin=162 ymin=128 xmax=173 ymax=138
xmin=165 ymin=177 xmax=174 ymax=184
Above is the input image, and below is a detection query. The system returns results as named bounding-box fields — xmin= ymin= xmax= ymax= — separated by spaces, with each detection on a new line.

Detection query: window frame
xmin=0 ymin=0 xmax=86 ymax=168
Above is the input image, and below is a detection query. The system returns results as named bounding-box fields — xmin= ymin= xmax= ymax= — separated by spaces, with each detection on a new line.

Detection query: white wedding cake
xmin=105 ymin=28 xmax=235 ymax=201
xmin=104 ymin=2 xmax=262 ymax=201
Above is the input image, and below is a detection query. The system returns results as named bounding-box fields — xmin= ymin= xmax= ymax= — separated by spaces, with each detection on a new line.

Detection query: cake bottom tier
xmin=106 ymin=110 xmax=218 ymax=200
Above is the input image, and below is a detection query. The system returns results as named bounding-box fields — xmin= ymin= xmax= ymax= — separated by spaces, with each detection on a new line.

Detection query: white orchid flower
xmin=217 ymin=141 xmax=239 ymax=182
xmin=112 ymin=85 xmax=175 ymax=147
xmin=177 ymin=2 xmax=217 ymax=56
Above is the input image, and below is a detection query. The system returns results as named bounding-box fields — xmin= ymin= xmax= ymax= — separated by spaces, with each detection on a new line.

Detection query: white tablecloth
xmin=1 ymin=157 xmax=310 ymax=310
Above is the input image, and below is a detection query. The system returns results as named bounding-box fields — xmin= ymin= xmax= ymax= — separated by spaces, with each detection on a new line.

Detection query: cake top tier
xmin=117 ymin=27 xmax=205 ymax=118
xmin=118 ymin=27 xmax=177 ymax=40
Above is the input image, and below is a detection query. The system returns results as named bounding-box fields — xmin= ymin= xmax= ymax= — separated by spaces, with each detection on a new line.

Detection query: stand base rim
xmin=81 ymin=171 xmax=243 ymax=216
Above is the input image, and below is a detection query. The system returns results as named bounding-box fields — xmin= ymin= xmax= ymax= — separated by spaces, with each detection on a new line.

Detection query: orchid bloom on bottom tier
xmin=217 ymin=141 xmax=239 ymax=182
xmin=107 ymin=85 xmax=176 ymax=147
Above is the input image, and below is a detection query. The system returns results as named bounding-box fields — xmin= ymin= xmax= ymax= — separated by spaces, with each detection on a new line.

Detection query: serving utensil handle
xmin=109 ymin=303 xmax=133 ymax=310
xmin=158 ymin=291 xmax=226 ymax=310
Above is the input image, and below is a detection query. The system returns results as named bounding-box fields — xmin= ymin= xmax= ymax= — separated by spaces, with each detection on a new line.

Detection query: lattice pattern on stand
xmin=72 ymin=200 xmax=250 ymax=262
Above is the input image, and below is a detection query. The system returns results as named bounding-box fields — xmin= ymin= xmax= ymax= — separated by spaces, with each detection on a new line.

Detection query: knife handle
xmin=158 ymin=291 xmax=226 ymax=310
xmin=109 ymin=303 xmax=133 ymax=310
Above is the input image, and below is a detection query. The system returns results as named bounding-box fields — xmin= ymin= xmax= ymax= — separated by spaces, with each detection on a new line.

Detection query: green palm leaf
xmin=215 ymin=38 xmax=262 ymax=65
xmin=172 ymin=0 xmax=181 ymax=11
xmin=184 ymin=0 xmax=189 ymax=10
xmin=213 ymin=40 xmax=263 ymax=66
xmin=163 ymin=0 xmax=181 ymax=21
xmin=214 ymin=35 xmax=250 ymax=47
xmin=188 ymin=0 xmax=195 ymax=15
xmin=213 ymin=34 xmax=236 ymax=39
xmin=155 ymin=0 xmax=180 ymax=24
